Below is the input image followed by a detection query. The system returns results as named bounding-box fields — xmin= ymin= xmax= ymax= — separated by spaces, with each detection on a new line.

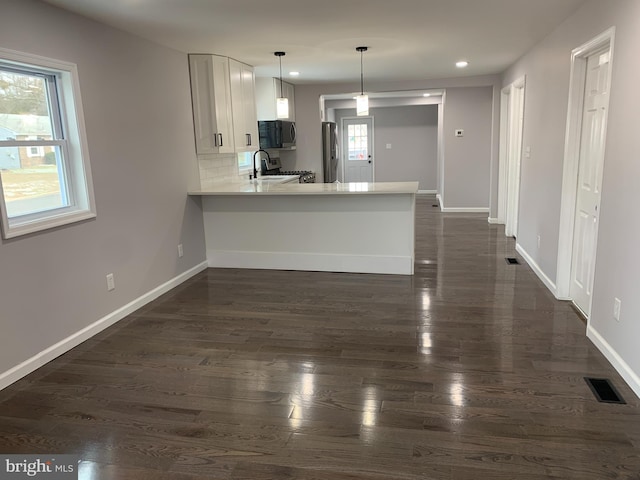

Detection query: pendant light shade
xmin=356 ymin=94 xmax=368 ymax=116
xmin=356 ymin=46 xmax=369 ymax=116
xmin=276 ymin=97 xmax=289 ymax=118
xmin=274 ymin=52 xmax=289 ymax=119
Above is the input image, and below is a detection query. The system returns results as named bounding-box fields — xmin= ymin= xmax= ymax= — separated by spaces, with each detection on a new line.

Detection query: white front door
xmin=569 ymin=47 xmax=611 ymax=316
xmin=343 ymin=117 xmax=373 ymax=182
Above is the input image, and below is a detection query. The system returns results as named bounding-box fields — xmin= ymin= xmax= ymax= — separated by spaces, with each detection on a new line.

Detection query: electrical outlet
xmin=106 ymin=273 xmax=115 ymax=292
xmin=178 ymin=244 xmax=184 ymax=258
xmin=386 ymin=143 xmax=392 ymax=149
xmin=455 ymin=129 xmax=464 ymax=137
xmin=613 ymin=298 xmax=621 ymax=322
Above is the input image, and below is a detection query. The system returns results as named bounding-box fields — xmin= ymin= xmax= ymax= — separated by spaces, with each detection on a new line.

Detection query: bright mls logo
xmin=1 ymin=456 xmax=78 ymax=479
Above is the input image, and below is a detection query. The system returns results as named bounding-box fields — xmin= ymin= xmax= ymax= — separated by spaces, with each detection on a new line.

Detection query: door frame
xmin=498 ymin=76 xmax=526 ymax=236
xmin=340 ymin=116 xmax=375 ymax=182
xmin=556 ymin=27 xmax=615 ymax=305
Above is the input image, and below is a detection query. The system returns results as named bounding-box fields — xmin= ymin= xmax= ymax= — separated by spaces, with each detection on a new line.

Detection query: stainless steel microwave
xmin=258 ymin=120 xmax=296 ymax=149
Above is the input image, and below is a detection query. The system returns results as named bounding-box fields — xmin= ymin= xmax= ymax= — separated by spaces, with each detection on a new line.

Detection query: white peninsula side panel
xmin=201 ymin=191 xmax=416 ymax=275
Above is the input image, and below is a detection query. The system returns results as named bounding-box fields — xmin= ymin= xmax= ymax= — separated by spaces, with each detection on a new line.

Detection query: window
xmin=0 ymin=48 xmax=95 ymax=239
xmin=347 ymin=123 xmax=368 ymax=160
xmin=237 ymin=152 xmax=252 ymax=172
xmin=27 ymin=146 xmax=43 ymax=157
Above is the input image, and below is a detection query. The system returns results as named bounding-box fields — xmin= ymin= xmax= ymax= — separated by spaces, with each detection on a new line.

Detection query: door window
xmin=347 ymin=123 xmax=368 ymax=160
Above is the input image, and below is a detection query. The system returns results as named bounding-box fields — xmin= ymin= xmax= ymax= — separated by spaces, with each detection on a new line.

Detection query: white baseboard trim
xmin=435 ymin=194 xmax=443 ymax=211
xmin=0 ymin=261 xmax=208 ymax=392
xmin=488 ymin=217 xmax=502 ymax=224
xmin=418 ymin=190 xmax=437 ymax=195
xmin=440 ymin=207 xmax=490 ymax=213
xmin=208 ymin=250 xmax=413 ymax=275
xmin=515 ymin=243 xmax=559 ymax=297
xmin=587 ymin=325 xmax=640 ymax=400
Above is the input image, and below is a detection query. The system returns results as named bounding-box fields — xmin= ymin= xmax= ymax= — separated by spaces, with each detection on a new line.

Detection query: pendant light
xmin=355 ymin=46 xmax=369 ymax=116
xmin=274 ymin=51 xmax=289 ymax=119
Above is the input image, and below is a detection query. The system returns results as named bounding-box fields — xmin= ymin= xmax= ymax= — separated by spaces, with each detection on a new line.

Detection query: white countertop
xmin=189 ymin=180 xmax=419 ymax=196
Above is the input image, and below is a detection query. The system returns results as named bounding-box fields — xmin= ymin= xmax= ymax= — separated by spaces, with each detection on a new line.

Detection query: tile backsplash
xmin=198 ymin=154 xmax=242 ymax=188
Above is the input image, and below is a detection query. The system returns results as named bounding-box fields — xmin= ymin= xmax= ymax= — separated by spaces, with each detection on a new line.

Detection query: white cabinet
xmin=229 ymin=59 xmax=260 ymax=152
xmin=188 ymin=54 xmax=234 ymax=154
xmin=255 ymin=77 xmax=295 ymax=121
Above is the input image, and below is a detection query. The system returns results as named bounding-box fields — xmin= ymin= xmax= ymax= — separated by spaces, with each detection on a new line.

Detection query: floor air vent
xmin=432 ymin=204 xmax=439 ymax=208
xmin=505 ymin=257 xmax=520 ymax=265
xmin=584 ymin=377 xmax=626 ymax=404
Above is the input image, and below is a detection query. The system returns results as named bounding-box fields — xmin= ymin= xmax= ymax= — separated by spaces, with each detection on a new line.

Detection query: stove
xmin=279 ymin=170 xmax=316 ymax=183
xmin=260 ymin=156 xmax=316 ymax=183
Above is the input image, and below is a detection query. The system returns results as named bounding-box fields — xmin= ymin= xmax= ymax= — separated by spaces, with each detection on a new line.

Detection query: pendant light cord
xmin=360 ymin=49 xmax=364 ymax=95
xmin=274 ymin=52 xmax=286 ymax=98
xmin=356 ymin=46 xmax=367 ymax=95
xmin=279 ymin=55 xmax=284 ymax=98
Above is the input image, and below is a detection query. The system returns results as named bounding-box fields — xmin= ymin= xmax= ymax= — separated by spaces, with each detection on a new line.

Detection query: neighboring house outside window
xmin=0 ymin=48 xmax=95 ymax=238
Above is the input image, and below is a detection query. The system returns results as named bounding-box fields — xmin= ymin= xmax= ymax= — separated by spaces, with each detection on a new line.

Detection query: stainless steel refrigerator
xmin=322 ymin=121 xmax=338 ymax=183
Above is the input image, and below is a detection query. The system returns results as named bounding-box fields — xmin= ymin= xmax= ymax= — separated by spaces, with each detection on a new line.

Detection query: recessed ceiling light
xmin=423 ymin=93 xmax=431 ymax=97
xmin=456 ymin=61 xmax=469 ymax=68
xmin=289 ymin=71 xmax=300 ymax=76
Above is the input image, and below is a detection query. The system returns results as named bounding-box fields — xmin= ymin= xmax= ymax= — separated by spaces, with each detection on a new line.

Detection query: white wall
xmin=0 ymin=0 xmax=206 ymax=386
xmin=293 ymin=76 xmax=500 ymax=210
xmin=503 ymin=0 xmax=640 ymax=395
xmin=334 ymin=106 xmax=438 ymax=190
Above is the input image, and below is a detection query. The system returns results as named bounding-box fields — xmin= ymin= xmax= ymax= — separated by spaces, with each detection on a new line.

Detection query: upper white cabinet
xmin=188 ymin=54 xmax=234 ymax=155
xmin=229 ymin=59 xmax=260 ymax=152
xmin=255 ymin=77 xmax=295 ymax=121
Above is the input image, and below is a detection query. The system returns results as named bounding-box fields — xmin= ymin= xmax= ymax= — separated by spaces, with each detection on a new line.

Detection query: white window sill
xmin=2 ymin=209 xmax=96 ymax=239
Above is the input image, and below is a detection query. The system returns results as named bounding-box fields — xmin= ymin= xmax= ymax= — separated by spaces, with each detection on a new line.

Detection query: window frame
xmin=0 ymin=47 xmax=96 ymax=239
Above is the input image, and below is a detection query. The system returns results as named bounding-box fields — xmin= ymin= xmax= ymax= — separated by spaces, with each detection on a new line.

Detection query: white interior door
xmin=569 ymin=47 xmax=610 ymax=316
xmin=499 ymin=77 xmax=525 ymax=237
xmin=343 ymin=117 xmax=373 ymax=182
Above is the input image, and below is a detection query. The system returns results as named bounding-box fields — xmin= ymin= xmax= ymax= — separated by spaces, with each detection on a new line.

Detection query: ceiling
xmin=41 ymin=0 xmax=586 ymax=85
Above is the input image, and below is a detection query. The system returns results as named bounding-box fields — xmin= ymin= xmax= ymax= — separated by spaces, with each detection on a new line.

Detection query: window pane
xmin=237 ymin=152 xmax=251 ymax=169
xmin=0 ymin=70 xmax=54 ymax=140
xmin=0 ymin=145 xmax=68 ymax=218
xmin=346 ymin=122 xmax=368 ymax=161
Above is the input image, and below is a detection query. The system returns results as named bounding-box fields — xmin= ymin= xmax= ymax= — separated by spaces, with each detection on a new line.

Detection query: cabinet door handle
xmin=213 ymin=132 xmax=219 ymax=147
xmin=218 ymin=133 xmax=223 ymax=147
xmin=246 ymin=133 xmax=251 ymax=146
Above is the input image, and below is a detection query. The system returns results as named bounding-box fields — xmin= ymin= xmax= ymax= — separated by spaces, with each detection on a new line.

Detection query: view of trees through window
xmin=0 ymin=70 xmax=50 ymax=116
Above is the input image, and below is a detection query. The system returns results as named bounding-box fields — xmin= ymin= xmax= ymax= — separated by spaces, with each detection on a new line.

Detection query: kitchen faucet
xmin=252 ymin=149 xmax=271 ymax=180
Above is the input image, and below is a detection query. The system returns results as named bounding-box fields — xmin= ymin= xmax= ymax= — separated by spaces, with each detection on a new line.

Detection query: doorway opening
xmin=320 ymin=91 xmax=442 ymax=185
xmin=556 ymin=27 xmax=615 ymax=320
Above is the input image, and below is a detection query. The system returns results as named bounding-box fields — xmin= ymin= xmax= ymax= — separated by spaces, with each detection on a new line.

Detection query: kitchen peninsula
xmin=189 ymin=180 xmax=419 ymax=275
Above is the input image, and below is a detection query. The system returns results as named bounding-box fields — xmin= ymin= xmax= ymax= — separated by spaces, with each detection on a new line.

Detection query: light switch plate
xmin=614 ymin=298 xmax=621 ymax=321
xmin=106 ymin=273 xmax=115 ymax=291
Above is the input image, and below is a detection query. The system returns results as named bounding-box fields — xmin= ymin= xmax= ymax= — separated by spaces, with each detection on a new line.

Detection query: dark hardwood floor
xmin=1 ymin=195 xmax=639 ymax=479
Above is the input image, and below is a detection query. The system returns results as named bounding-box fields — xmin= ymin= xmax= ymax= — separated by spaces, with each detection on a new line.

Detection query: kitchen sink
xmin=251 ymin=175 xmax=299 ymax=184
